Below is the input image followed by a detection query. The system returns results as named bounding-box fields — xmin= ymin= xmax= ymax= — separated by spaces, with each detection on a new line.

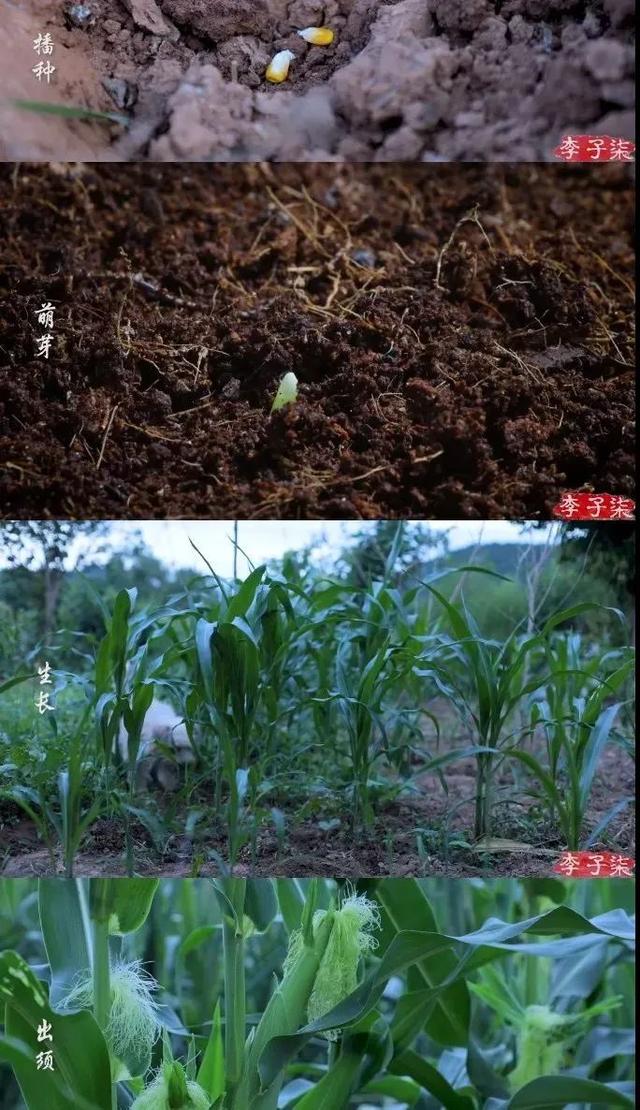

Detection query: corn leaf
xmin=1 ymin=951 xmax=111 ymax=1110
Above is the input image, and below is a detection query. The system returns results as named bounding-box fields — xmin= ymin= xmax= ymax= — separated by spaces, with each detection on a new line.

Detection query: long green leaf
xmin=0 ymin=951 xmax=112 ymax=1110
xmin=508 ymin=1075 xmax=634 ymax=1108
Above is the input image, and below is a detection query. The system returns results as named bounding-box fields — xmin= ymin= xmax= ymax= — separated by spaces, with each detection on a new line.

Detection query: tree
xmin=1 ymin=522 xmax=109 ymax=643
xmin=559 ymin=522 xmax=635 ymax=598
xmin=341 ymin=522 xmax=449 ymax=588
xmin=554 ymin=522 xmax=635 ymax=644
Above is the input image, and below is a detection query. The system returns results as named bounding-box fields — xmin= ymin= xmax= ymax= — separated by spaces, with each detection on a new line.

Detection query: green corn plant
xmin=304 ymin=527 xmax=443 ymax=832
xmin=186 ymin=555 xmax=336 ymax=858
xmin=532 ymin=633 xmax=633 ymax=784
xmin=0 ymin=877 xmax=634 ymax=1110
xmin=90 ymin=586 xmax=199 ymax=872
xmin=93 ymin=587 xmax=192 ymax=778
xmin=329 ymin=635 xmax=410 ymax=833
xmin=419 ymin=593 xmax=627 ymax=843
xmin=0 ymin=545 xmax=635 ymax=873
xmin=192 ymin=627 xmax=256 ymax=865
xmin=1 ymin=693 xmax=102 ymax=877
xmin=53 ymin=715 xmax=104 ymax=879
xmin=506 ymin=643 xmax=635 ymax=849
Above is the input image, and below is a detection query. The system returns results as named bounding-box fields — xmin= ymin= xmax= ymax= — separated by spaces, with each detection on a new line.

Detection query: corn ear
xmin=130 ymin=1061 xmax=210 ymax=1109
xmin=60 ymin=960 xmax=160 ymax=1081
xmin=305 ymin=893 xmax=379 ymax=1039
xmin=510 ymin=1006 xmax=568 ymax=1090
xmin=510 ymin=998 xmax=623 ymax=1091
xmin=240 ymin=907 xmax=335 ymax=1102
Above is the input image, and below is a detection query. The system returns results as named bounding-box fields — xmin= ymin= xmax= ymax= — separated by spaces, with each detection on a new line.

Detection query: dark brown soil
xmin=1 ymin=742 xmax=634 ymax=878
xmin=0 ymin=162 xmax=635 ymax=521
xmin=2 ymin=0 xmax=634 ymax=161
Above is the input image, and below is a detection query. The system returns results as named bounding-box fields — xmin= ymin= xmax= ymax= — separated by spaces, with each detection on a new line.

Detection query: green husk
xmin=290 ymin=893 xmax=380 ymax=1039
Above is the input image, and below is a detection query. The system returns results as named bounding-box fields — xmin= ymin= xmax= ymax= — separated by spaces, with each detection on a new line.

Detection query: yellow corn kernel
xmin=297 ymin=27 xmax=335 ymax=46
xmin=266 ymin=49 xmax=296 ymax=83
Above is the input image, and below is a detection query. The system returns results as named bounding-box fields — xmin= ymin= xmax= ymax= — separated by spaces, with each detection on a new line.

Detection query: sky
xmin=108 ymin=520 xmax=555 ymax=577
xmin=0 ymin=521 xmax=557 ymax=576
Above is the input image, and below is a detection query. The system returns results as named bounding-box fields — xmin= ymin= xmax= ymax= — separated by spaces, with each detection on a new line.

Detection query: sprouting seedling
xmin=271 ymin=372 xmax=298 ymax=413
xmin=266 ymin=50 xmax=296 ymax=84
xmin=298 ymin=27 xmax=335 ymax=46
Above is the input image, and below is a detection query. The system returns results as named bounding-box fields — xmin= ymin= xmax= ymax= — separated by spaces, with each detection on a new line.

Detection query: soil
xmin=0 ymin=0 xmax=635 ymax=162
xmin=0 ymin=742 xmax=634 ymax=878
xmin=0 ymin=162 xmax=635 ymax=521
xmin=0 ymin=0 xmax=112 ymax=161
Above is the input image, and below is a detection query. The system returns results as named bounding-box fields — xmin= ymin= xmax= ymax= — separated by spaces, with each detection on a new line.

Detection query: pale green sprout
xmin=271 ymin=372 xmax=298 ymax=413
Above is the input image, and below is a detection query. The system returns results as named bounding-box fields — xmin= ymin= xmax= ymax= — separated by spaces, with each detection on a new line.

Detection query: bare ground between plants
xmin=0 ymin=162 xmax=635 ymax=520
xmin=1 ymin=745 xmax=634 ymax=878
xmin=0 ymin=0 xmax=634 ymax=161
